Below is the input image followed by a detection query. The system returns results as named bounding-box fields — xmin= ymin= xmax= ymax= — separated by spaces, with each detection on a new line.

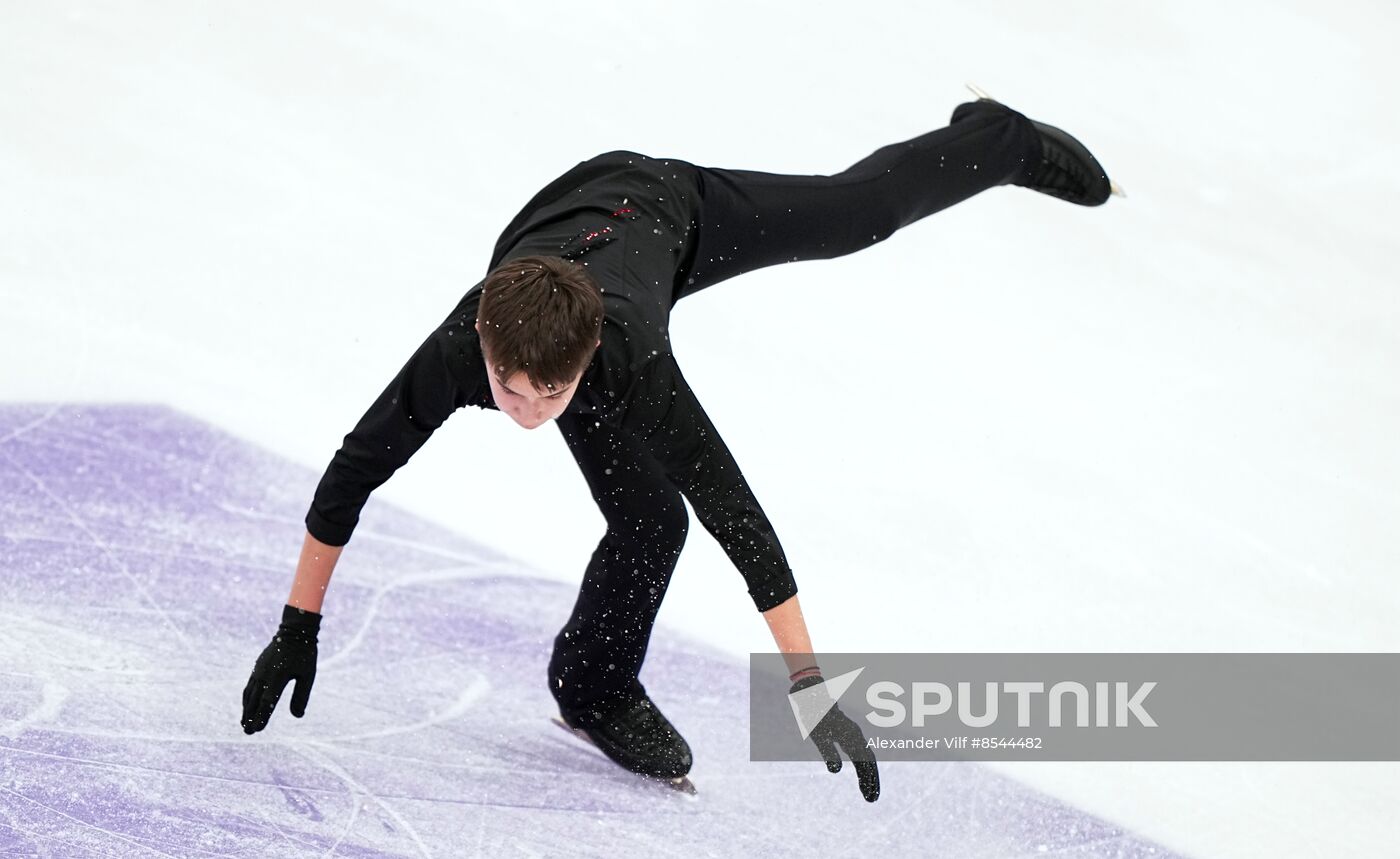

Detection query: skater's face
xmin=476 ymin=322 xmax=600 ymax=430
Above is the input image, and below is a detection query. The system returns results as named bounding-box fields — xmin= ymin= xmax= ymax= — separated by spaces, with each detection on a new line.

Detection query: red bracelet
xmin=789 ymin=665 xmax=823 ymax=683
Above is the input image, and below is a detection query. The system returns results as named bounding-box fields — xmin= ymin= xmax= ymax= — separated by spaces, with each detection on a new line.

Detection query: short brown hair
xmin=477 ymin=255 xmax=603 ymax=393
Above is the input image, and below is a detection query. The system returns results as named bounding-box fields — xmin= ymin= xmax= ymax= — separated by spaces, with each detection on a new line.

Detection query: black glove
xmin=790 ymin=674 xmax=881 ymax=802
xmin=241 ymin=604 xmax=321 ymax=734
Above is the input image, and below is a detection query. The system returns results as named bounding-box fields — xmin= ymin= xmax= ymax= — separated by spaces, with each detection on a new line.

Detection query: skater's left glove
xmin=789 ymin=674 xmax=881 ymax=802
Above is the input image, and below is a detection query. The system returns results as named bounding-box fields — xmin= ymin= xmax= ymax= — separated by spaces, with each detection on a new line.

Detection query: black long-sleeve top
xmin=305 ymin=152 xmax=798 ymax=611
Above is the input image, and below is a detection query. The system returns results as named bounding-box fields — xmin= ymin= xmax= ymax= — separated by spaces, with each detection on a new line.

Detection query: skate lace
xmin=614 ymin=698 xmax=673 ymax=753
xmin=1035 ymin=143 xmax=1091 ymax=197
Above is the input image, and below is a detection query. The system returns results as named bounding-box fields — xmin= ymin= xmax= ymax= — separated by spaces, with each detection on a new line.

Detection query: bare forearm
xmin=762 ymin=593 xmax=820 ymax=677
xmin=287 ymin=529 xmax=343 ymax=613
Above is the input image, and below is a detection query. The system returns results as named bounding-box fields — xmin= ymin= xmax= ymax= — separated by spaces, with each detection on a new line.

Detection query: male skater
xmin=241 ymin=87 xmax=1116 ymax=803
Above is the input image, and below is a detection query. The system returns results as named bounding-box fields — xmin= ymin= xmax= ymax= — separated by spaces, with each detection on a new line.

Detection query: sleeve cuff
xmin=305 ymin=507 xmax=354 ymax=547
xmin=751 ymin=577 xmax=799 ymax=612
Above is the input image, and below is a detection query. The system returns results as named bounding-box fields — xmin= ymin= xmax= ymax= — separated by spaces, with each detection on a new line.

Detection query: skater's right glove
xmin=789 ymin=674 xmax=881 ymax=802
xmin=241 ymin=604 xmax=321 ymax=734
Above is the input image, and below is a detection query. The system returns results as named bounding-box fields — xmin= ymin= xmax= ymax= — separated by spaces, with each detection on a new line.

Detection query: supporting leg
xmin=548 ymin=411 xmax=689 ymax=724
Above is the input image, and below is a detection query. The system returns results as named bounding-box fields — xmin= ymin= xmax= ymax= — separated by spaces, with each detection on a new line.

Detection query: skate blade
xmin=965 ymin=81 xmax=997 ymax=103
xmin=550 ymin=716 xmax=698 ymax=795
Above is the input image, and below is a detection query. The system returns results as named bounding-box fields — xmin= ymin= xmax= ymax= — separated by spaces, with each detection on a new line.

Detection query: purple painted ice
xmin=0 ymin=404 xmax=1187 ymax=857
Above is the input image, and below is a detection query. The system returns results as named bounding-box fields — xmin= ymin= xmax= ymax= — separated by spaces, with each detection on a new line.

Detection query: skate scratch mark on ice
xmin=49 ymin=422 xmax=177 ymax=470
xmin=867 ymin=760 xmax=951 ymax=845
xmin=0 ymin=784 xmax=181 ymax=858
xmin=212 ymin=502 xmax=301 ymax=526
xmin=303 ymin=742 xmax=562 ymax=781
xmin=213 ymin=502 xmax=512 ymax=566
xmin=349 ymin=528 xmax=519 ymax=566
xmin=1018 ymin=833 xmax=1130 ymax=857
xmin=0 ymin=799 xmax=114 ymax=859
xmin=0 ymin=446 xmax=192 ymax=649
xmin=9 ymin=798 xmax=219 ymax=859
xmin=0 ymin=742 xmax=425 ymax=803
xmin=0 ymin=680 xmax=69 ymax=740
xmin=0 ymin=402 xmax=65 ymax=447
xmin=302 ymin=782 xmax=663 ymax=816
xmin=306 ymin=673 xmax=489 ymax=742
xmin=249 ymin=805 xmax=317 ymax=854
xmin=372 ymin=634 xmax=539 ymax=671
xmin=16 ymin=723 xmax=346 ymax=746
xmin=321 ymin=568 xmax=517 ymax=669
xmin=0 ymin=816 xmax=124 ymax=859
xmin=1 ymin=736 xmax=674 ymax=817
xmin=283 ymin=741 xmax=434 ymax=859
xmin=194 ymin=433 xmax=231 ymax=485
xmin=102 ymin=468 xmax=156 ymax=510
xmin=318 ymin=788 xmax=359 ymax=858
xmin=227 ymin=809 xmax=306 ymax=855
xmin=5 ymin=533 xmax=286 ymax=575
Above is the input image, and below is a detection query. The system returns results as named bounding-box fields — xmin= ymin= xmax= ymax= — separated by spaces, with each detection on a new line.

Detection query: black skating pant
xmin=548 ymin=100 xmax=1041 ymax=725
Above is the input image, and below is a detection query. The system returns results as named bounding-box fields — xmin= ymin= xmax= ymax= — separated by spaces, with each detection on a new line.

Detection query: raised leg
xmin=676 ymin=99 xmax=1041 ymax=301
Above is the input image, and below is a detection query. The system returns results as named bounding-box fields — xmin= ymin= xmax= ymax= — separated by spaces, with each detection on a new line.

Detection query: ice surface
xmin=0 ymin=404 xmax=1186 ymax=857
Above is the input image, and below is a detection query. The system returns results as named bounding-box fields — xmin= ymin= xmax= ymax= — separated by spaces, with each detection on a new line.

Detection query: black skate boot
xmin=967 ymin=82 xmax=1122 ymax=207
xmin=561 ymin=693 xmax=693 ymax=781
